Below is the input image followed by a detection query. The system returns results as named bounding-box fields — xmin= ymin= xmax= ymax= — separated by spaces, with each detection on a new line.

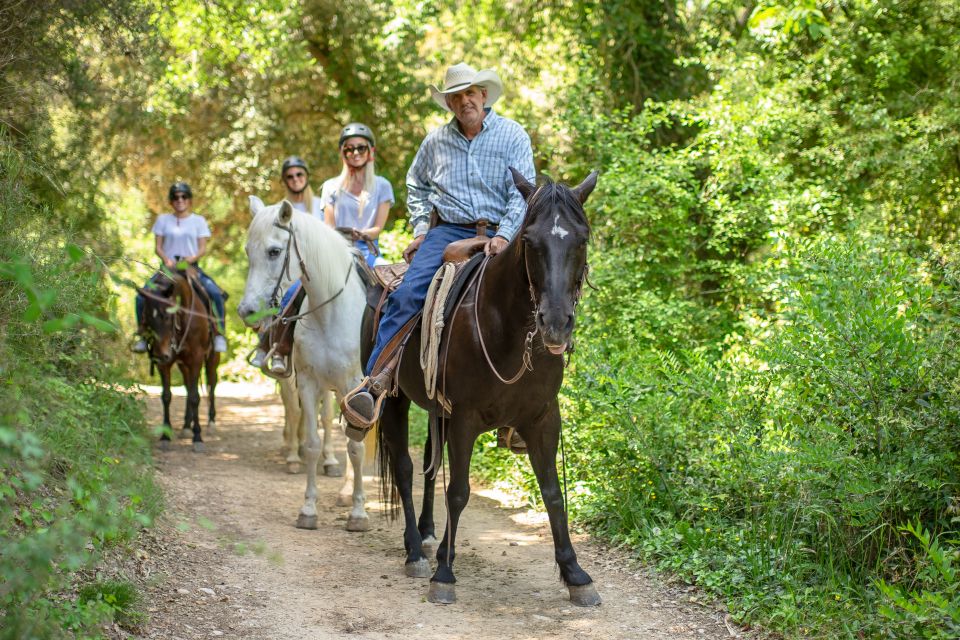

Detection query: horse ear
xmin=510 ymin=167 xmax=536 ymax=201
xmin=278 ymin=199 xmax=294 ymax=225
xmin=249 ymin=195 xmax=265 ymax=217
xmin=572 ymin=171 xmax=599 ymax=205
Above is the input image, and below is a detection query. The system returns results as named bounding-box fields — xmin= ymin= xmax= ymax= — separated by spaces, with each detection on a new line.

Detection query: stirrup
xmin=260 ymin=345 xmax=293 ymax=380
xmin=340 ymin=378 xmax=387 ymax=431
xmin=497 ymin=427 xmax=527 ymax=454
xmin=246 ymin=347 xmax=267 ymax=369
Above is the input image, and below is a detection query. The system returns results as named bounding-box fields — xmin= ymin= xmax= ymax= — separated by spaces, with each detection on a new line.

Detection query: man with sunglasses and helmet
xmin=341 ymin=62 xmax=535 ymax=441
xmin=133 ymin=182 xmax=228 ymax=354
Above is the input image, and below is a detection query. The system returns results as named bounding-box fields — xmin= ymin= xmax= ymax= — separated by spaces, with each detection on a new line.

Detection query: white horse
xmin=238 ymin=196 xmax=371 ymax=532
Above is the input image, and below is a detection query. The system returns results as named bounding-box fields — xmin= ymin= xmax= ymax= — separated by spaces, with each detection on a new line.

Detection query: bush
xmin=471 ymin=235 xmax=960 ymax=635
xmin=0 ymin=133 xmax=161 ymax=637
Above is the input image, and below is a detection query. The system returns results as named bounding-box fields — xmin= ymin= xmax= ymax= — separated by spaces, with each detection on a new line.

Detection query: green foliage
xmin=78 ymin=579 xmax=146 ymax=629
xmin=877 ymin=522 xmax=960 ymax=638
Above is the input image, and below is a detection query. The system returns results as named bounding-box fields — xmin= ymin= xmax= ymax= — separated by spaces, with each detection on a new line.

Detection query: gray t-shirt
xmin=320 ymin=175 xmax=394 ymax=229
xmin=152 ymin=213 xmax=211 ymax=260
xmin=291 ymin=195 xmax=324 ymax=217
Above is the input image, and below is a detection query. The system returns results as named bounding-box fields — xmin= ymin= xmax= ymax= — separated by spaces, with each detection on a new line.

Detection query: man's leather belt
xmin=437 ymin=218 xmax=498 ymax=237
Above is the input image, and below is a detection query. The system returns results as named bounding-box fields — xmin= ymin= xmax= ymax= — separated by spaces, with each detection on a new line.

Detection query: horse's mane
xmin=249 ymin=204 xmax=358 ymax=298
xmin=516 ymin=175 xmax=591 ymax=241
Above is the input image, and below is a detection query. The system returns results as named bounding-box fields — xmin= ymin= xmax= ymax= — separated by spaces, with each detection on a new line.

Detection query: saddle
xmin=364 ymin=237 xmax=489 ymax=341
xmin=181 ymin=267 xmax=226 ymax=332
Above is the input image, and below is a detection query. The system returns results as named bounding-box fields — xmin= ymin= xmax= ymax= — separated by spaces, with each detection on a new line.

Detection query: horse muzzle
xmin=537 ymin=307 xmax=575 ymax=356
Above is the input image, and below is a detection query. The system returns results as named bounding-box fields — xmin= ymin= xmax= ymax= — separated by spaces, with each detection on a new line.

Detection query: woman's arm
xmin=155 ymin=236 xmax=175 ymax=268
xmin=361 ymin=201 xmax=390 ymax=239
xmin=323 ymin=204 xmax=336 ymax=228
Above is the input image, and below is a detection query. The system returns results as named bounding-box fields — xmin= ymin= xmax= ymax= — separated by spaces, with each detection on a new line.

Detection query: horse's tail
xmin=376 ymin=419 xmax=400 ymax=519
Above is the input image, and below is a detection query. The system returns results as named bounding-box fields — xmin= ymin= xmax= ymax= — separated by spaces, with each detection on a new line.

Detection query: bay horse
xmin=138 ymin=268 xmax=219 ymax=453
xmin=238 ymin=197 xmax=373 ymax=531
xmin=369 ymin=169 xmax=601 ymax=606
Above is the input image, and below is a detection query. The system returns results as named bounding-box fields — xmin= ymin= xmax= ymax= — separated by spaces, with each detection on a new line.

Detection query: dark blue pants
xmin=365 ymin=224 xmax=491 ymax=375
xmin=136 ymin=266 xmax=226 ymax=332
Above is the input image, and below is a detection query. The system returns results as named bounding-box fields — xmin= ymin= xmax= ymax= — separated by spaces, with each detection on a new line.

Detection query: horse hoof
xmin=158 ymin=440 xmax=171 ymax=452
xmin=346 ymin=515 xmax=370 ymax=532
xmin=286 ymin=462 xmax=302 ymax=474
xmin=206 ymin=421 xmax=216 ymax=436
xmin=192 ymin=441 xmax=205 ymax=453
xmin=427 ymin=581 xmax=456 ymax=604
xmin=323 ymin=463 xmax=343 ymax=477
xmin=296 ymin=514 xmax=318 ymax=530
xmin=568 ymin=583 xmax=602 ymax=606
xmin=178 ymin=428 xmax=192 ymax=440
xmin=404 ymin=558 xmax=431 ymax=578
xmin=335 ymin=493 xmax=352 ymax=507
xmin=421 ymin=535 xmax=439 ymax=551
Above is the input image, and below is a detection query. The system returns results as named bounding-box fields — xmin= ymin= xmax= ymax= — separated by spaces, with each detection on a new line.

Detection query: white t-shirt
xmin=291 ymin=195 xmax=324 ymax=217
xmin=152 ymin=213 xmax=211 ymax=261
xmin=320 ymin=176 xmax=394 ymax=229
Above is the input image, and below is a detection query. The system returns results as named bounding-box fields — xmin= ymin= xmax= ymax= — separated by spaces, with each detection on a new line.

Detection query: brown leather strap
xmin=437 ymin=218 xmax=497 ymax=236
xmin=371 ymin=286 xmax=391 ymax=343
xmin=269 ymin=286 xmax=306 ymax=357
xmin=368 ymin=312 xmax=422 ymax=396
xmin=370 ymin=312 xmax=421 ymax=376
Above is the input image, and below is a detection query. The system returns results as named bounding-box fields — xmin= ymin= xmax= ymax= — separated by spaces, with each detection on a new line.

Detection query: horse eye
xmin=268 ymin=247 xmax=282 ymax=259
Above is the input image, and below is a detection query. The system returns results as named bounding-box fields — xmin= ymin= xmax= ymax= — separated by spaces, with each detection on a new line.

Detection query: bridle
xmin=267 ymin=220 xmax=353 ymax=325
xmin=268 ymin=221 xmax=311 ymax=310
xmin=471 ymin=229 xmax=589 ymax=385
xmin=144 ymin=275 xmax=194 ymax=359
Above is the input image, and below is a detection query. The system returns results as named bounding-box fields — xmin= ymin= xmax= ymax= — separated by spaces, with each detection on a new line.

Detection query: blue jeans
xmin=136 ymin=265 xmax=226 ymax=333
xmin=280 ymin=280 xmax=302 ymax=309
xmin=365 ymin=224 xmax=492 ymax=375
xmin=356 ymin=239 xmax=380 ymax=268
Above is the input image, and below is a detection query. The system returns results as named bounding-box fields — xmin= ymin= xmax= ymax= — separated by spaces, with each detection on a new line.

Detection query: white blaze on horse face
xmin=550 ymin=214 xmax=569 ymax=240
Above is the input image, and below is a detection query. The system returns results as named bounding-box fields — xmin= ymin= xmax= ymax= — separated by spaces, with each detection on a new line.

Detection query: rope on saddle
xmin=420 ymin=262 xmax=457 ymax=400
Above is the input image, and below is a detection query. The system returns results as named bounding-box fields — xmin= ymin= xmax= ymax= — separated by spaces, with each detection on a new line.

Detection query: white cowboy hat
xmin=429 ymin=63 xmax=503 ymax=112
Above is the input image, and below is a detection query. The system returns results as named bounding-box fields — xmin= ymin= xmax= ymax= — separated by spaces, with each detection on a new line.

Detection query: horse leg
xmin=184 ymin=366 xmax=204 ymax=453
xmin=418 ymin=417 xmax=439 ymax=549
xmin=524 ymin=404 xmax=600 ymax=606
xmin=159 ymin=365 xmax=173 ymax=450
xmin=428 ymin=421 xmax=475 ymax=604
xmin=319 ymin=390 xmax=341 ymax=477
xmin=205 ymin=353 xmax=218 ymax=435
xmin=380 ymin=395 xmax=430 ymax=578
xmin=279 ymin=376 xmax=302 ymax=473
xmin=176 ymin=362 xmax=193 ymax=441
xmin=342 ymin=425 xmax=369 ymax=532
xmin=294 ymin=373 xmax=322 ymax=530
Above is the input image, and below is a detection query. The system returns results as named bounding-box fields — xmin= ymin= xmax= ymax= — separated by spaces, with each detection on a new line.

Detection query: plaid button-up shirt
xmin=406 ymin=109 xmax=535 ymax=242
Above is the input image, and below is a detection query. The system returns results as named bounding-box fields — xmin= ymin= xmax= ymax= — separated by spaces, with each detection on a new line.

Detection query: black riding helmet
xmin=168 ymin=182 xmax=192 ymax=201
xmin=281 ymin=156 xmax=309 ymax=177
xmin=338 ymin=123 xmax=375 ymax=147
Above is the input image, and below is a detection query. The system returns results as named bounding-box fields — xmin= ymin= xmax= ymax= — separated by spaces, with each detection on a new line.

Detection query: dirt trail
xmin=135 ymin=381 xmax=740 ymax=639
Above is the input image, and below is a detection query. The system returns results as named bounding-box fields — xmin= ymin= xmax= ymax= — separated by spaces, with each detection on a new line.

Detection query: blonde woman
xmin=320 ymin=123 xmax=393 ymax=267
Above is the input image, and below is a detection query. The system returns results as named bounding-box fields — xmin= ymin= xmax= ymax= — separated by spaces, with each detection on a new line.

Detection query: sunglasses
xmin=342 ymin=144 xmax=369 ymax=156
xmin=284 ymin=171 xmax=307 ymax=181
xmin=170 ymin=194 xmax=190 ymax=201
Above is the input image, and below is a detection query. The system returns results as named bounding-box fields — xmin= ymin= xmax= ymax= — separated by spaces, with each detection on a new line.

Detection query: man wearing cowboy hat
xmin=341 ymin=62 xmax=536 ymax=435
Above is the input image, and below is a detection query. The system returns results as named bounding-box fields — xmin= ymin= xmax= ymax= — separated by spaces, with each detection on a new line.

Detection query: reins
xmin=140 ymin=272 xmax=213 ymax=357
xmin=472 ymin=253 xmax=538 ymax=385
xmin=270 ymin=220 xmax=353 ymax=325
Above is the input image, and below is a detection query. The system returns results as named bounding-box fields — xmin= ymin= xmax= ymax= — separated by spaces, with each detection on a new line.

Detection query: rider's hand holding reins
xmin=485 ymin=236 xmax=508 ymax=256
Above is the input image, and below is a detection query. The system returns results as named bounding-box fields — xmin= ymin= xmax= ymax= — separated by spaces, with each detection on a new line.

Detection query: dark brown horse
xmin=138 ymin=268 xmax=219 ymax=453
xmin=367 ymin=169 xmax=600 ymax=606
